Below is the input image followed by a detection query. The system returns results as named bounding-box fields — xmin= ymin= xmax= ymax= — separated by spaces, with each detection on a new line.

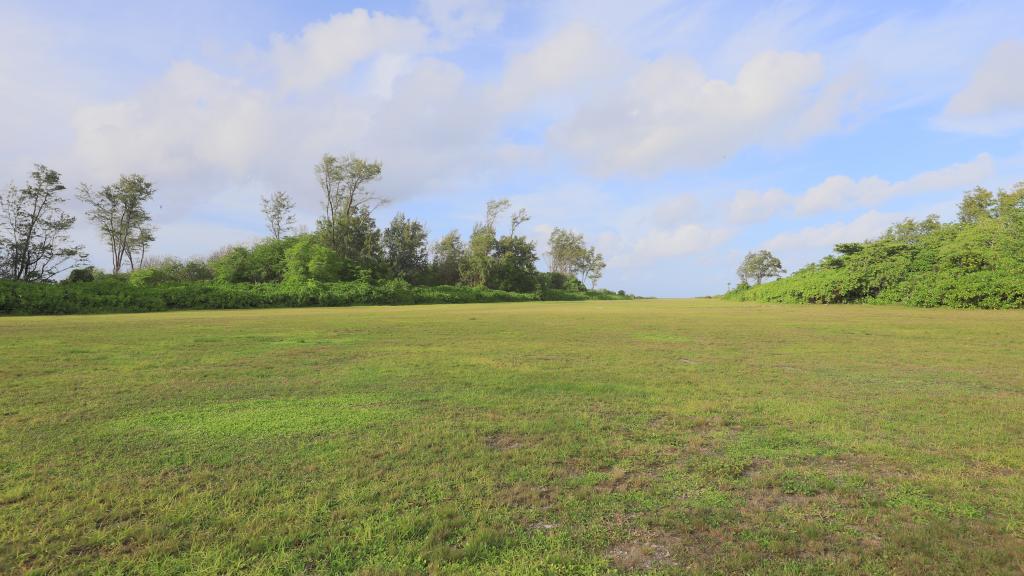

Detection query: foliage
xmin=207 ymin=237 xmax=295 ymax=284
xmin=315 ymin=154 xmax=384 ymax=254
xmin=283 ymin=235 xmax=345 ymax=284
xmin=460 ymin=222 xmax=495 ymax=286
xmin=65 ymin=267 xmax=98 ymax=283
xmin=727 ymin=185 xmax=1024 ymax=308
xmin=3 ymin=156 xmax=627 ymax=299
xmin=381 ymin=213 xmax=429 ymax=280
xmin=487 ymin=235 xmax=539 ymax=293
xmin=547 ymin=227 xmax=607 ymax=287
xmin=736 ymin=250 xmax=786 ymax=285
xmin=129 ymin=256 xmax=215 ymax=287
xmin=0 ymin=275 xmax=630 ymax=315
xmin=430 ymin=230 xmax=465 ymax=286
xmin=77 ymin=174 xmax=156 ymax=273
xmin=260 ymin=190 xmax=296 ymax=240
xmin=0 ymin=164 xmax=86 ymax=281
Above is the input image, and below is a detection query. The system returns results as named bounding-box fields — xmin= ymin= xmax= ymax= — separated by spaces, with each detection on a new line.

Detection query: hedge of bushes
xmin=0 ymin=277 xmax=630 ymax=315
xmin=724 ymin=195 xmax=1024 ymax=309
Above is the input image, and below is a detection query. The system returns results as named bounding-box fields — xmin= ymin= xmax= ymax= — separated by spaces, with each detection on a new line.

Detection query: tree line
xmin=0 ymin=156 xmax=608 ymax=295
xmin=726 ymin=185 xmax=1024 ymax=308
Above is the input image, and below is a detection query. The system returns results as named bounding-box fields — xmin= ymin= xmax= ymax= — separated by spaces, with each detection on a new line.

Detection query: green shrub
xmin=0 ymin=278 xmax=630 ymax=315
xmin=65 ymin=267 xmax=96 ymax=283
xmin=725 ymin=197 xmax=1024 ymax=309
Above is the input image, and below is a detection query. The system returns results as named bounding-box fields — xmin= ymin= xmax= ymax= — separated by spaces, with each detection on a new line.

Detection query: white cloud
xmin=765 ymin=210 xmax=897 ymax=253
xmin=630 ymin=224 xmax=732 ymax=262
xmin=729 ymin=188 xmax=791 ymax=223
xmin=420 ymin=0 xmax=504 ymax=43
xmin=938 ymin=40 xmax=1024 ymax=134
xmin=794 ymin=154 xmax=993 ymax=214
xmin=73 ymin=62 xmax=274 ymax=185
xmin=491 ymin=24 xmax=615 ymax=112
xmin=270 ymin=9 xmax=430 ymax=92
xmin=550 ymin=50 xmax=835 ymax=173
xmin=651 ymin=194 xmax=700 ymax=228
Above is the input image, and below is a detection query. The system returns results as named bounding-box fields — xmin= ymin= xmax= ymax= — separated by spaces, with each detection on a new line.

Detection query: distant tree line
xmin=727 ymin=184 xmax=1024 ymax=308
xmin=1 ymin=155 xmax=614 ymax=300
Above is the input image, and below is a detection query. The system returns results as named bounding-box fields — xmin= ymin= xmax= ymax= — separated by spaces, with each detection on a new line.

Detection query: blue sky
xmin=2 ymin=0 xmax=1023 ymax=296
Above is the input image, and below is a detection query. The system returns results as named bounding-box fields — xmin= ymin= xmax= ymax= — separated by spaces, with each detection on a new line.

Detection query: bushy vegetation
xmin=0 ymin=274 xmax=629 ymax=315
xmin=1 ymin=157 xmax=624 ymax=314
xmin=726 ymin=185 xmax=1024 ymax=308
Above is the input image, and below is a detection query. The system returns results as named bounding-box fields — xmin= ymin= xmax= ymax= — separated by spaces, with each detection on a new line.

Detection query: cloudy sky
xmin=3 ymin=0 xmax=1024 ymax=296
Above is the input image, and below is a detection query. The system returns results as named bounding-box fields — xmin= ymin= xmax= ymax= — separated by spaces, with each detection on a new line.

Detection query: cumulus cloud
xmin=794 ymin=154 xmax=993 ymax=214
xmin=550 ymin=51 xmax=839 ymax=173
xmin=729 ymin=189 xmax=791 ymax=223
xmin=420 ymin=0 xmax=504 ymax=43
xmin=630 ymin=224 xmax=732 ymax=261
xmin=938 ymin=40 xmax=1024 ymax=134
xmin=73 ymin=62 xmax=274 ymax=186
xmin=764 ymin=210 xmax=898 ymax=253
xmin=270 ymin=9 xmax=430 ymax=92
xmin=492 ymin=24 xmax=615 ymax=112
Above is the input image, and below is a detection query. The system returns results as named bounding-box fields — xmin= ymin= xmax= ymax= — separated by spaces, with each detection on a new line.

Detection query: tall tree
xmin=547 ymin=228 xmax=587 ymax=276
xmin=431 ymin=230 xmax=464 ymax=285
xmin=579 ymin=247 xmax=606 ymax=289
xmin=957 ymin=187 xmax=997 ymax=224
xmin=0 ymin=165 xmax=86 ymax=281
xmin=547 ymin=227 xmax=606 ymax=287
xmin=737 ymin=250 xmax=785 ymax=285
xmin=489 ymin=234 xmax=539 ymax=292
xmin=509 ymin=208 xmax=530 ymax=235
xmin=315 ymin=154 xmax=384 ymax=254
xmin=261 ymin=190 xmax=296 ymax=240
xmin=78 ymin=174 xmax=156 ymax=274
xmin=382 ymin=213 xmax=429 ymax=280
xmin=459 ymin=199 xmax=509 ymax=286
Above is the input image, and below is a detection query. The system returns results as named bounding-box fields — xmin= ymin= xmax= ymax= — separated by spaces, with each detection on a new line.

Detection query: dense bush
xmin=210 ymin=238 xmax=296 ymax=283
xmin=0 ymin=276 xmax=631 ymax=315
xmin=725 ymin=187 xmax=1024 ymax=309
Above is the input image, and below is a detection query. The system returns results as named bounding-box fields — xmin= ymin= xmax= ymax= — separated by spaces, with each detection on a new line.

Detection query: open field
xmin=2 ymin=300 xmax=1023 ymax=574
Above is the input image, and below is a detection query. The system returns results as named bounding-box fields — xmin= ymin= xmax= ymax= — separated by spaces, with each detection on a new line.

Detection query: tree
xmin=459 ymin=199 xmax=509 ymax=286
xmin=958 ymin=187 xmax=997 ymax=224
xmin=737 ymin=250 xmax=785 ymax=285
xmin=315 ymin=154 xmax=384 ymax=254
xmin=884 ymin=215 xmax=941 ymax=244
xmin=485 ymin=199 xmax=510 ymax=228
xmin=547 ymin=227 xmax=606 ymax=287
xmin=996 ymin=183 xmax=1024 ymax=218
xmin=488 ymin=234 xmax=539 ymax=292
xmin=509 ymin=208 xmax=530 ymax=235
xmin=431 ymin=230 xmax=464 ymax=285
xmin=78 ymin=173 xmax=156 ymax=273
xmin=0 ymin=165 xmax=86 ymax=281
xmin=547 ymin=228 xmax=587 ymax=276
xmin=579 ymin=247 xmax=606 ymax=289
xmin=284 ymin=235 xmax=343 ymax=283
xmin=334 ymin=206 xmax=383 ymax=272
xmin=261 ymin=190 xmax=295 ymax=240
xmin=460 ymin=222 xmax=495 ymax=286
xmin=382 ymin=213 xmax=428 ymax=280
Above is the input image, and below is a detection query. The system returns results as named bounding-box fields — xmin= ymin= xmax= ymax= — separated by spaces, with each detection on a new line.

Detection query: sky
xmin=2 ymin=0 xmax=1024 ymax=297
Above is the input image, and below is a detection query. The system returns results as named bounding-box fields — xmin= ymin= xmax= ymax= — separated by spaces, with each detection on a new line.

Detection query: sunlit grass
xmin=2 ymin=300 xmax=1022 ymax=573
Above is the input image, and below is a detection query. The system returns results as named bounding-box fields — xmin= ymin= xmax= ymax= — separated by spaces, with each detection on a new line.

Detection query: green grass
xmin=2 ymin=299 xmax=1023 ymax=574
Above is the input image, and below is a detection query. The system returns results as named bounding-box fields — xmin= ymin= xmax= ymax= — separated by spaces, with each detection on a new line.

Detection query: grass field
xmin=2 ymin=300 xmax=1023 ymax=574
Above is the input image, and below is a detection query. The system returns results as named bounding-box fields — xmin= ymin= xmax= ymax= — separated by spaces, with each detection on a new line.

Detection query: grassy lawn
xmin=1 ymin=300 xmax=1023 ymax=574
